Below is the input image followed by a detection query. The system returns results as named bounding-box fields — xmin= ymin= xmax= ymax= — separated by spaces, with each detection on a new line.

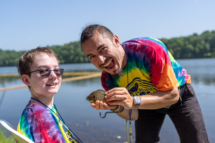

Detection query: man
xmin=80 ymin=24 xmax=209 ymax=143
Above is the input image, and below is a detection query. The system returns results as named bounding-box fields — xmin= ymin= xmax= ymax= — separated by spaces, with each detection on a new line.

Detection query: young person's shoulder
xmin=22 ymin=102 xmax=51 ymax=119
xmin=18 ymin=102 xmax=65 ymax=143
xmin=19 ymin=102 xmax=55 ymax=130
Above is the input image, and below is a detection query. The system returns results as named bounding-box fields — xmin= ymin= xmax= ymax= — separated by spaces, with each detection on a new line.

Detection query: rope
xmin=0 ymin=72 xmax=101 ymax=77
xmin=0 ymin=72 xmax=101 ymax=92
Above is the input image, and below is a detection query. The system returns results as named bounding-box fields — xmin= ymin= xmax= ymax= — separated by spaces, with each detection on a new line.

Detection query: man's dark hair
xmin=80 ymin=24 xmax=114 ymax=48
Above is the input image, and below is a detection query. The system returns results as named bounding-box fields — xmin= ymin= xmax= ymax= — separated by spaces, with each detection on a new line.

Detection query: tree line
xmin=0 ymin=30 xmax=215 ymax=67
xmin=160 ymin=30 xmax=215 ymax=59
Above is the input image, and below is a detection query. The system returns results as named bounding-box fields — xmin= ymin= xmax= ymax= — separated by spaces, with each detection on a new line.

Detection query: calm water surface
xmin=0 ymin=59 xmax=215 ymax=143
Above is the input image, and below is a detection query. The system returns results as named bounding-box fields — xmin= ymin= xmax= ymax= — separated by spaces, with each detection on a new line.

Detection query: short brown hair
xmin=80 ymin=24 xmax=114 ymax=48
xmin=17 ymin=47 xmax=59 ymax=77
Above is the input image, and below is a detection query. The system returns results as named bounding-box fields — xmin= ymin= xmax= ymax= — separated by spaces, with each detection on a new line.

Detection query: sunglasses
xmin=28 ymin=69 xmax=64 ymax=77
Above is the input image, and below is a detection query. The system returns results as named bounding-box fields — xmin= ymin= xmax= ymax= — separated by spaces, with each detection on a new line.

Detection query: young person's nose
xmin=49 ymin=70 xmax=57 ymax=79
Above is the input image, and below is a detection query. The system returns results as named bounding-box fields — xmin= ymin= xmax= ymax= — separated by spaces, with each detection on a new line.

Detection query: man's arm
xmin=138 ymin=85 xmax=179 ymax=109
xmin=91 ymin=84 xmax=179 ymax=120
xmin=106 ymin=85 xmax=179 ymax=110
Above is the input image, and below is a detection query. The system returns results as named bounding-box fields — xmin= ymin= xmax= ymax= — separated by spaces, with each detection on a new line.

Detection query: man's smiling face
xmin=82 ymin=32 xmax=125 ymax=77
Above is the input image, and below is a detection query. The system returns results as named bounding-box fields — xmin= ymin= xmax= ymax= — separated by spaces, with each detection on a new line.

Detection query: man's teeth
xmin=104 ymin=59 xmax=112 ymax=67
xmin=47 ymin=83 xmax=57 ymax=86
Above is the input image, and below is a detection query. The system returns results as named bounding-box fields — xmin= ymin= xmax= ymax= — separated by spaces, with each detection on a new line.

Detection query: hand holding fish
xmin=105 ymin=87 xmax=134 ymax=109
xmin=91 ymin=100 xmax=117 ymax=110
xmin=86 ymin=89 xmax=139 ymax=120
xmin=86 ymin=90 xmax=118 ymax=110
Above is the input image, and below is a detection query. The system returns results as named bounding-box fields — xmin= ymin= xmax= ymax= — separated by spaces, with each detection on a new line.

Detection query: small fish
xmin=86 ymin=90 xmax=107 ymax=103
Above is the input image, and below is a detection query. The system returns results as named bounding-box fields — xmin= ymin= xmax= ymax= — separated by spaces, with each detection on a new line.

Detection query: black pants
xmin=135 ymin=84 xmax=209 ymax=143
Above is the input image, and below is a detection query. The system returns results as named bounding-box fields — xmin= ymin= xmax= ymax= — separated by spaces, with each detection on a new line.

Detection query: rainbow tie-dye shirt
xmin=17 ymin=102 xmax=82 ymax=143
xmin=101 ymin=37 xmax=191 ymax=96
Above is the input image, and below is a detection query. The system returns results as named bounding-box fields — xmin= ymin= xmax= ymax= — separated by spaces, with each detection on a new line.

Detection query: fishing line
xmin=126 ymin=119 xmax=129 ymax=143
xmin=126 ymin=48 xmax=133 ymax=143
xmin=101 ymin=45 xmax=133 ymax=142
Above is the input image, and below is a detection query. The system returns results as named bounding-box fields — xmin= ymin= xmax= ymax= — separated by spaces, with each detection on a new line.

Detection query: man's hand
xmin=105 ymin=87 xmax=134 ymax=109
xmin=91 ymin=100 xmax=118 ymax=110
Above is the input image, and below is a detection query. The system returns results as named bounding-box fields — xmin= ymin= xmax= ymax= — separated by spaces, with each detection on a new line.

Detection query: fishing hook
xmin=99 ymin=111 xmax=115 ymax=118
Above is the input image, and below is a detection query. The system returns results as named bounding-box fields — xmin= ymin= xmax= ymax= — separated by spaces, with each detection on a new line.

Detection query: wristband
xmin=133 ymin=96 xmax=142 ymax=109
xmin=111 ymin=105 xmax=124 ymax=113
xmin=110 ymin=105 xmax=119 ymax=112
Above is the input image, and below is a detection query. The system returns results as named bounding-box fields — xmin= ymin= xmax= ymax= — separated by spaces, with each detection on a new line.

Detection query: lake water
xmin=0 ymin=59 xmax=215 ymax=143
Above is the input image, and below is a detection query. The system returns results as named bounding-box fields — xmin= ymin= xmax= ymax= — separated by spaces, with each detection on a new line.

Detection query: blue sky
xmin=0 ymin=0 xmax=215 ymax=51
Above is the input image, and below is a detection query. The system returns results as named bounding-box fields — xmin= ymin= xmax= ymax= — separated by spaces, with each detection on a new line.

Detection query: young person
xmin=80 ymin=24 xmax=209 ymax=143
xmin=17 ymin=47 xmax=82 ymax=143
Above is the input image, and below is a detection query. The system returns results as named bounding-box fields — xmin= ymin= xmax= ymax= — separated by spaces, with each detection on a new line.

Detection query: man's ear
xmin=21 ymin=74 xmax=31 ymax=86
xmin=113 ymin=35 xmax=121 ymax=47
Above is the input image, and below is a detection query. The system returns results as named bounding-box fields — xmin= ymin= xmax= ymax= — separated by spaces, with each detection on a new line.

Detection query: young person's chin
xmin=46 ymin=89 xmax=59 ymax=95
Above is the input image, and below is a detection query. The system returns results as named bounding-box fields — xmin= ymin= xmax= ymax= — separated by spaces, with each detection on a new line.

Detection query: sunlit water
xmin=0 ymin=59 xmax=215 ymax=143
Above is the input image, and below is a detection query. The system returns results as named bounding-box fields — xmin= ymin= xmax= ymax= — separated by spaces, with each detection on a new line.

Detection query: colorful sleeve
xmin=101 ymin=71 xmax=115 ymax=91
xmin=17 ymin=108 xmax=35 ymax=141
xmin=143 ymin=38 xmax=177 ymax=91
xmin=18 ymin=105 xmax=65 ymax=143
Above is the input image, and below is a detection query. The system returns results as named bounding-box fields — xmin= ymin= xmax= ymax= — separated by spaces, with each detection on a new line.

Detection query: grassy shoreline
xmin=0 ymin=127 xmax=16 ymax=143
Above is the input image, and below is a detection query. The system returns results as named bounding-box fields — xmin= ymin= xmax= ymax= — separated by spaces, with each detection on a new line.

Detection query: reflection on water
xmin=0 ymin=77 xmax=20 ymax=83
xmin=60 ymin=63 xmax=100 ymax=72
xmin=192 ymin=75 xmax=215 ymax=85
xmin=177 ymin=58 xmax=215 ymax=85
xmin=0 ymin=91 xmax=5 ymax=111
xmin=0 ymin=58 xmax=215 ymax=142
xmin=64 ymin=77 xmax=101 ymax=87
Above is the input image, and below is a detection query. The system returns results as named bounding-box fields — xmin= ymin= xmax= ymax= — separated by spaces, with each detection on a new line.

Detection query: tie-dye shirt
xmin=17 ymin=102 xmax=82 ymax=143
xmin=101 ymin=37 xmax=191 ymax=96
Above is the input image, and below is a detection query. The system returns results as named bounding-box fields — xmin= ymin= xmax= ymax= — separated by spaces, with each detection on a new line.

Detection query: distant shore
xmin=1 ymin=30 xmax=215 ymax=67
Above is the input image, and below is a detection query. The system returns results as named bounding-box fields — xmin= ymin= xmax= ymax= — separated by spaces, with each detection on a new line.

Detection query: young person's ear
xmin=21 ymin=75 xmax=31 ymax=86
xmin=113 ymin=35 xmax=121 ymax=47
